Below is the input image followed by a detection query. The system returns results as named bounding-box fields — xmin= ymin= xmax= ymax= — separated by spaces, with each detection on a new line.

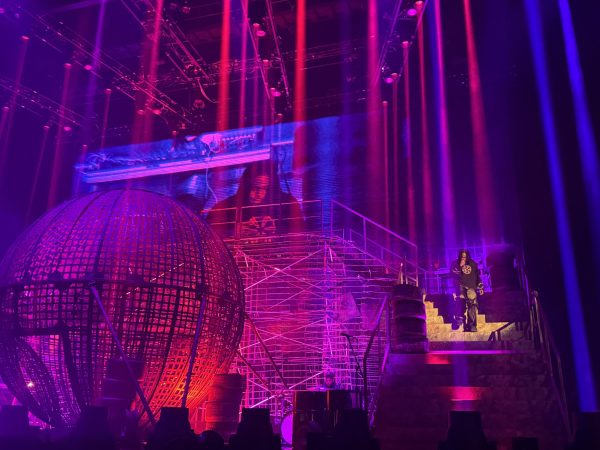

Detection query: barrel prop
xmin=389 ymin=284 xmax=429 ymax=353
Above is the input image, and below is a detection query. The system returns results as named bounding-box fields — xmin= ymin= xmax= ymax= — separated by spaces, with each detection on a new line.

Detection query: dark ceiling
xmin=0 ymin=0 xmax=422 ymax=147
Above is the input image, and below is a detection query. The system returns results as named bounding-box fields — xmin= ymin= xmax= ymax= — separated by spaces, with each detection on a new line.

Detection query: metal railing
xmin=362 ymin=294 xmax=391 ymax=426
xmin=205 ymin=198 xmax=418 ymax=286
xmin=528 ymin=290 xmax=573 ymax=439
xmin=205 ymin=198 xmax=417 ymax=424
xmin=329 ymin=200 xmax=418 ymax=286
xmin=509 ymin=250 xmax=573 ymax=438
xmin=488 ymin=320 xmax=528 ymax=342
xmin=203 ymin=199 xmax=324 ymax=241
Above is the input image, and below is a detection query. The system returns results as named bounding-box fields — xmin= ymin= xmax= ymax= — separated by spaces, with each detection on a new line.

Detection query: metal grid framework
xmin=0 ymin=190 xmax=245 ymax=427
xmin=232 ymin=234 xmax=392 ymax=418
xmin=208 ymin=201 xmax=398 ymax=419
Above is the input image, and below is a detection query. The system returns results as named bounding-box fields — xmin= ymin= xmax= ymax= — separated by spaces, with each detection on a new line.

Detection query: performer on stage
xmin=451 ymin=249 xmax=484 ymax=332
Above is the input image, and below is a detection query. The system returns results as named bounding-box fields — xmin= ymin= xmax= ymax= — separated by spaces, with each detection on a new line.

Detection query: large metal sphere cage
xmin=0 ymin=189 xmax=245 ymax=427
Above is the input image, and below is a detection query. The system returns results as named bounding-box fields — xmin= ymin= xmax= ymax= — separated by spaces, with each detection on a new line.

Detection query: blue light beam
xmin=524 ymin=0 xmax=597 ymax=411
xmin=557 ymin=0 xmax=600 ymax=283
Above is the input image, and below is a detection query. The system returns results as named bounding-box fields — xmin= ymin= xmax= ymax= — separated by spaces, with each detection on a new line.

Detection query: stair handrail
xmin=488 ymin=320 xmax=527 ymax=342
xmin=528 ymin=289 xmax=573 ymax=439
xmin=515 ymin=250 xmax=573 ymax=439
xmin=203 ymin=198 xmax=324 ymax=240
xmin=362 ymin=292 xmax=391 ymax=423
xmin=330 ymin=200 xmax=418 ymax=285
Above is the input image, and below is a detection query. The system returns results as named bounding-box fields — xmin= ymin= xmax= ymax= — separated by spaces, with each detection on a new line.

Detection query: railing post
xmin=235 ymin=206 xmax=240 ymax=240
xmin=320 ymin=199 xmax=324 ymax=236
xmin=386 ymin=296 xmax=391 ymax=349
xmin=529 ymin=289 xmax=572 ymax=438
xmin=363 ymin=218 xmax=367 ymax=252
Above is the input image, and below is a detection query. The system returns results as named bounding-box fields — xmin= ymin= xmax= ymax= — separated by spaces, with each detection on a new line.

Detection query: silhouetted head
xmin=198 ymin=430 xmax=224 ymax=449
xmin=458 ymin=249 xmax=471 ymax=263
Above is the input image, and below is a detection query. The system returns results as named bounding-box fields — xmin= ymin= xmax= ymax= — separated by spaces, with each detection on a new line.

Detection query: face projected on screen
xmin=249 ymin=174 xmax=270 ymax=205
xmin=206 ymin=160 xmax=304 ymax=238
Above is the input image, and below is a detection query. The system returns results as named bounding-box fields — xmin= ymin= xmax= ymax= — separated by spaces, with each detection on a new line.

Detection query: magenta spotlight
xmin=270 ymin=87 xmax=282 ymax=97
xmin=63 ymin=126 xmax=72 ymax=132
xmin=64 ymin=63 xmax=72 ymax=69
xmin=384 ymin=72 xmax=398 ymax=84
xmin=21 ymin=35 xmax=29 ymax=42
xmin=104 ymin=88 xmax=112 ymax=95
xmin=136 ymin=108 xmax=145 ymax=115
xmin=253 ymin=23 xmax=266 ymax=37
xmin=193 ymin=98 xmax=205 ymax=109
xmin=407 ymin=8 xmax=418 ymax=16
xmin=84 ymin=64 xmax=93 ymax=71
xmin=402 ymin=40 xmax=409 ymax=48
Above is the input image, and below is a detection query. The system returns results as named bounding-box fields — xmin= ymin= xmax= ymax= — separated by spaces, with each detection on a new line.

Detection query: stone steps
xmin=423 ymin=299 xmax=524 ymax=342
xmin=376 ymin=429 xmax=567 ymax=450
xmin=425 ymin=300 xmax=491 ymax=325
xmin=427 ymin=340 xmax=534 ymax=352
xmin=374 ymin=340 xmax=568 ymax=450
xmin=381 ymin=373 xmax=549 ymax=389
xmin=377 ymin=385 xmax=552 ymax=400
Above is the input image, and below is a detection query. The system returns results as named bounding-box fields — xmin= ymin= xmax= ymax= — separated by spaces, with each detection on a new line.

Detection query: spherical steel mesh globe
xmin=0 ymin=190 xmax=244 ymax=427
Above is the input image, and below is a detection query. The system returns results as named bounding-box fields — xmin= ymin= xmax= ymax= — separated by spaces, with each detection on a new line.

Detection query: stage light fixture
xmin=151 ymin=104 xmax=163 ymax=115
xmin=193 ymin=98 xmax=206 ymax=109
xmin=384 ymin=72 xmax=399 ymax=84
xmin=253 ymin=23 xmax=267 ymax=37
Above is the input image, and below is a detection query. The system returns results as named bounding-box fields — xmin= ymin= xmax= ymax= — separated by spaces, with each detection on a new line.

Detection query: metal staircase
xmin=205 ymin=200 xmax=416 ymax=427
xmin=205 ymin=199 xmax=573 ymax=450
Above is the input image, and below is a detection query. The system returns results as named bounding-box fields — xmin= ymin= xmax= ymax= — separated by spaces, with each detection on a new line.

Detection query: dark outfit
xmin=206 ymin=162 xmax=303 ymax=239
xmin=451 ymin=253 xmax=483 ymax=332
